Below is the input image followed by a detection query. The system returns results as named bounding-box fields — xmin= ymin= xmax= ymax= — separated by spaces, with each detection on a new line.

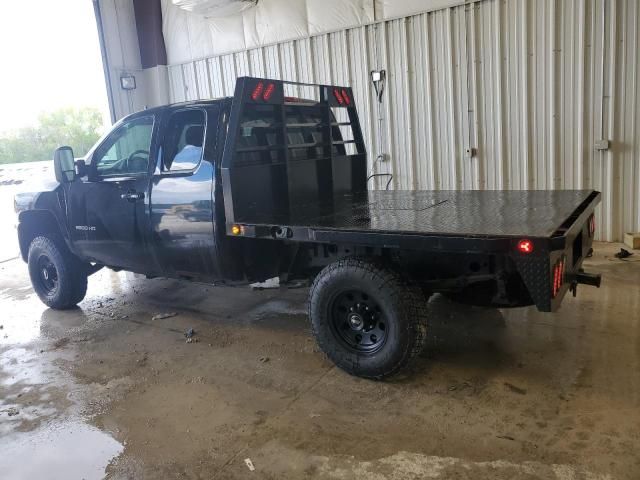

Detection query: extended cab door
xmin=68 ymin=114 xmax=158 ymax=273
xmin=148 ymin=106 xmax=221 ymax=280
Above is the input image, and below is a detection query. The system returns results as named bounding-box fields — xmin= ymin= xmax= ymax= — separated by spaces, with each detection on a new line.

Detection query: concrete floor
xmin=0 ymin=242 xmax=639 ymax=479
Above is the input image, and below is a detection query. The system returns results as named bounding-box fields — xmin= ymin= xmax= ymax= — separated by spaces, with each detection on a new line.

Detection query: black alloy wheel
xmin=35 ymin=254 xmax=59 ymax=295
xmin=330 ymin=290 xmax=387 ymax=353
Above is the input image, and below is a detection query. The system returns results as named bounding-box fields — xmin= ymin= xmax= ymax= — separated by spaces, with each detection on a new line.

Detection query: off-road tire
xmin=309 ymin=257 xmax=429 ymax=379
xmin=28 ymin=236 xmax=88 ymax=309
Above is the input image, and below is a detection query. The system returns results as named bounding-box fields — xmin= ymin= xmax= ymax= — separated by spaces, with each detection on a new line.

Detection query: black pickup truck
xmin=15 ymin=77 xmax=602 ymax=379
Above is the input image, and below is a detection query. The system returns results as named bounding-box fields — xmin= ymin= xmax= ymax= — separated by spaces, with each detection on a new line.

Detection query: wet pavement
xmin=1 ymin=162 xmax=640 ymax=479
xmin=0 ymin=240 xmax=638 ymax=479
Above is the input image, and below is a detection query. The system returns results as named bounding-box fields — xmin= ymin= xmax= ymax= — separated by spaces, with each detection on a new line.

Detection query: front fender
xmin=16 ymin=186 xmax=72 ymax=261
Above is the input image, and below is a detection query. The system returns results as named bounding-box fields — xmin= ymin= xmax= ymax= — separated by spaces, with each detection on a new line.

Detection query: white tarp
xmin=307 ymin=0 xmax=374 ymax=36
xmin=163 ymin=0 xmax=470 ymax=64
xmin=163 ymin=0 xmax=214 ymax=61
xmin=208 ymin=12 xmax=246 ymax=53
xmin=172 ymin=0 xmax=257 ymax=17
xmin=243 ymin=0 xmax=309 ymax=48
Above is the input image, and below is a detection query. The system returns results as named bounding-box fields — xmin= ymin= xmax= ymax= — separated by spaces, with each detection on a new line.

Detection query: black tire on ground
xmin=308 ymin=257 xmax=429 ymax=379
xmin=27 ymin=236 xmax=88 ymax=309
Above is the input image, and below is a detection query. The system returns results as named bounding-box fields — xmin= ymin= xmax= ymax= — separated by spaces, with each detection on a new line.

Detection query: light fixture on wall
xmin=120 ymin=74 xmax=137 ymax=90
xmin=370 ymin=70 xmax=386 ymax=103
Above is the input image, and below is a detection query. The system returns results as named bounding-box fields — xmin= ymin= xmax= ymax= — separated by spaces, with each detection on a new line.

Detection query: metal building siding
xmin=167 ymin=0 xmax=640 ymax=241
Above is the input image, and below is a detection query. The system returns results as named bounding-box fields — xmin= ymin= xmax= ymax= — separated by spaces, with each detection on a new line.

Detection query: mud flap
xmin=512 ymin=255 xmax=552 ymax=312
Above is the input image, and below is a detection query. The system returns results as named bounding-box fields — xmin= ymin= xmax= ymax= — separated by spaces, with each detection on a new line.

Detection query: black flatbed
xmin=221 ymin=77 xmax=600 ymax=259
xmin=236 ymin=189 xmax=599 ymax=241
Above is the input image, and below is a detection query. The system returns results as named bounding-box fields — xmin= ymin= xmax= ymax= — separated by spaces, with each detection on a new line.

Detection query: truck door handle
xmin=120 ymin=190 xmax=144 ymax=201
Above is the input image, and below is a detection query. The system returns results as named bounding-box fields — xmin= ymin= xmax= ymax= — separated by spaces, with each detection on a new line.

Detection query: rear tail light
xmin=333 ymin=88 xmax=344 ymax=105
xmin=262 ymin=82 xmax=276 ymax=101
xmin=552 ymin=255 xmax=566 ymax=298
xmin=588 ymin=214 xmax=595 ymax=237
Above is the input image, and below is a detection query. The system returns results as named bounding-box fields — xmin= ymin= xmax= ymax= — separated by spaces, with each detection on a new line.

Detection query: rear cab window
xmin=160 ymin=109 xmax=206 ymax=172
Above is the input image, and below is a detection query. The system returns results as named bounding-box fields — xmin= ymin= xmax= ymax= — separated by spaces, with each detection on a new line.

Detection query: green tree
xmin=0 ymin=107 xmax=106 ymax=164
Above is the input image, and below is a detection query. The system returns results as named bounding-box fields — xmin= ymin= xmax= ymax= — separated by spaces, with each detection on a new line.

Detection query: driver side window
xmin=94 ymin=116 xmax=154 ymax=177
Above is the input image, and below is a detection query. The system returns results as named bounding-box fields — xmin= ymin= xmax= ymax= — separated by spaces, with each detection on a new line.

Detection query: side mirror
xmin=54 ymin=146 xmax=76 ymax=183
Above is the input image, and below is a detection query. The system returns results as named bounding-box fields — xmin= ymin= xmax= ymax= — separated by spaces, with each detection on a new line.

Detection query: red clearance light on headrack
xmin=251 ymin=82 xmax=264 ymax=101
xmin=588 ymin=214 xmax=595 ymax=237
xmin=263 ymin=83 xmax=276 ymax=101
xmin=341 ymin=88 xmax=351 ymax=105
xmin=333 ymin=88 xmax=344 ymax=105
xmin=517 ymin=239 xmax=534 ymax=254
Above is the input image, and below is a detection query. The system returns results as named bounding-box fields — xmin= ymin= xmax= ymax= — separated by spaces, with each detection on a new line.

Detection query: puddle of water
xmin=0 ymin=258 xmax=125 ymax=479
xmin=0 ymin=259 xmax=141 ymax=347
xmin=0 ymin=345 xmax=123 ymax=480
xmin=0 ymin=293 xmax=46 ymax=346
xmin=0 ymin=347 xmax=52 ymax=388
xmin=0 ymin=340 xmax=124 ymax=480
xmin=0 ymin=420 xmax=123 ymax=480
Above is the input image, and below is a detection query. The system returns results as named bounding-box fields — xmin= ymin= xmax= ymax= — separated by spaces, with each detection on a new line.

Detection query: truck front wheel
xmin=28 ymin=236 xmax=88 ymax=309
xmin=308 ymin=258 xmax=428 ymax=379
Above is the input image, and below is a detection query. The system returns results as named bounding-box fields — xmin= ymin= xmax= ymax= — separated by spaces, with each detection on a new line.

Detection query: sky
xmin=0 ymin=0 xmax=110 ymax=133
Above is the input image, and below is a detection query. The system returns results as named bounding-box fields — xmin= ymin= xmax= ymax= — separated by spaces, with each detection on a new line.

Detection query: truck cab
xmin=64 ymin=101 xmax=225 ymax=280
xmin=17 ymin=99 xmax=254 ymax=285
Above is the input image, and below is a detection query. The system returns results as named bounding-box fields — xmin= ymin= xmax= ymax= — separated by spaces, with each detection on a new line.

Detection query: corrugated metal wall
xmin=167 ymin=0 xmax=640 ymax=242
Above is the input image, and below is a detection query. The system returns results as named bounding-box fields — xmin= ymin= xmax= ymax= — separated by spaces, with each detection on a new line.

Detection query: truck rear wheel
xmin=28 ymin=236 xmax=88 ymax=309
xmin=308 ymin=258 xmax=428 ymax=379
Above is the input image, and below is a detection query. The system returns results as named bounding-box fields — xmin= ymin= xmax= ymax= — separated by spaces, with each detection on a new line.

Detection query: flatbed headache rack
xmin=220 ymin=77 xmax=601 ymax=257
xmin=221 ymin=76 xmax=367 ymax=236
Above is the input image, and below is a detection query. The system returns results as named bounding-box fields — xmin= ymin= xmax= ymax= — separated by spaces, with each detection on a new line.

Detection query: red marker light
xmin=333 ymin=88 xmax=344 ymax=105
xmin=341 ymin=88 xmax=351 ymax=105
xmin=263 ymin=83 xmax=276 ymax=101
xmin=517 ymin=239 xmax=534 ymax=254
xmin=251 ymin=82 xmax=264 ymax=101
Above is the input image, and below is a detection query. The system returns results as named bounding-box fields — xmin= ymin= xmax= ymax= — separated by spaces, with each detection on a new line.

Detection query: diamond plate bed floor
xmin=237 ymin=190 xmax=597 ymax=238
